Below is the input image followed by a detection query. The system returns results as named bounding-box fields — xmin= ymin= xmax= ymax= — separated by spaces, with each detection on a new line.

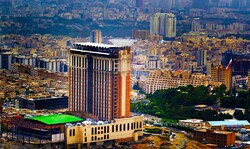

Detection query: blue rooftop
xmin=208 ymin=120 xmax=250 ymax=126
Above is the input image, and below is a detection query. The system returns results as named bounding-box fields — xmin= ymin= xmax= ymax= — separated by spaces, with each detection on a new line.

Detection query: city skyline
xmin=1 ymin=0 xmax=250 ymax=148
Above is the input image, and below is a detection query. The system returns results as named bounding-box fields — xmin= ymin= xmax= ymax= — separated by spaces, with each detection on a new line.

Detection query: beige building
xmin=132 ymin=29 xmax=149 ymax=40
xmin=211 ymin=65 xmax=225 ymax=83
xmin=224 ymin=67 xmax=232 ymax=91
xmin=66 ymin=115 xmax=144 ymax=149
xmin=144 ymin=70 xmax=208 ymax=94
xmin=211 ymin=65 xmax=231 ymax=90
xmin=145 ymin=78 xmax=207 ymax=94
xmin=148 ymin=34 xmax=163 ymax=41
xmin=179 ymin=119 xmax=204 ymax=128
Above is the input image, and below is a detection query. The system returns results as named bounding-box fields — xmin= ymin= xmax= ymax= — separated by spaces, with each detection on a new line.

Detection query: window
xmin=85 ymin=137 xmax=87 ymax=142
xmin=120 ymin=124 xmax=122 ymax=131
xmin=69 ymin=129 xmax=75 ymax=136
xmin=123 ymin=124 xmax=126 ymax=131
xmin=104 ymin=126 xmax=106 ymax=133
xmin=127 ymin=123 xmax=130 ymax=130
xmin=70 ymin=129 xmax=72 ymax=136
xmin=112 ymin=125 xmax=114 ymax=132
xmin=116 ymin=125 xmax=118 ymax=132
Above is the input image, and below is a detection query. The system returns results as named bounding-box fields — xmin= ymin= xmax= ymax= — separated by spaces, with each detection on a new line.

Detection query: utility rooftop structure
xmin=69 ymin=42 xmax=132 ymax=121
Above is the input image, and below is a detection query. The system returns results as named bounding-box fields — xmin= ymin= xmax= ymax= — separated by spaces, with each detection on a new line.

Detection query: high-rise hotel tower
xmin=69 ymin=43 xmax=131 ymax=121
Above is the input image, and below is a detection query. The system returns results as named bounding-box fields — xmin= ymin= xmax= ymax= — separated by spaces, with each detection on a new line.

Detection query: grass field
xmin=27 ymin=114 xmax=83 ymax=125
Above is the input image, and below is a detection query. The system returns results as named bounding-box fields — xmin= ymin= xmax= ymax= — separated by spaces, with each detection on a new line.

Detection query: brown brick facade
xmin=193 ymin=129 xmax=235 ymax=147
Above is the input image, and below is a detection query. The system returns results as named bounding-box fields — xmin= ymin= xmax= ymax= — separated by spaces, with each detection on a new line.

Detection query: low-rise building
xmin=132 ymin=29 xmax=149 ymax=40
xmin=66 ymin=115 xmax=144 ymax=148
xmin=205 ymin=120 xmax=250 ymax=131
xmin=17 ymin=95 xmax=68 ymax=110
xmin=1 ymin=114 xmax=83 ymax=148
xmin=193 ymin=129 xmax=235 ymax=147
xmin=148 ymin=34 xmax=163 ymax=41
xmin=178 ymin=119 xmax=204 ymax=128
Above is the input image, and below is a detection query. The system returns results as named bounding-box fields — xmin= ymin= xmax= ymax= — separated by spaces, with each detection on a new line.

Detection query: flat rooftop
xmin=207 ymin=120 xmax=250 ymax=126
xmin=71 ymin=42 xmax=129 ymax=56
xmin=108 ymin=38 xmax=136 ymax=47
xmin=74 ymin=42 xmax=118 ymax=48
xmin=18 ymin=95 xmax=67 ymax=101
xmin=195 ymin=129 xmax=233 ymax=134
xmin=179 ymin=119 xmax=203 ymax=123
xmin=27 ymin=114 xmax=83 ymax=125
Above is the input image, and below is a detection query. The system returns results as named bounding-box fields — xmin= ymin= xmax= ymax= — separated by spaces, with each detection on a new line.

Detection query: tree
xmin=135 ymin=85 xmax=238 ymax=122
xmin=216 ymin=84 xmax=226 ymax=97
xmin=234 ymin=110 xmax=245 ymax=120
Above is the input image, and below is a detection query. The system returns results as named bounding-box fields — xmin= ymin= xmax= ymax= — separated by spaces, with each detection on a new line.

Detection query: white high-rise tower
xmin=150 ymin=13 xmax=176 ymax=39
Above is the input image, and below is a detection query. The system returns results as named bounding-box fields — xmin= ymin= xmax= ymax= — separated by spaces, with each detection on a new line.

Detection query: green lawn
xmin=27 ymin=114 xmax=83 ymax=125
